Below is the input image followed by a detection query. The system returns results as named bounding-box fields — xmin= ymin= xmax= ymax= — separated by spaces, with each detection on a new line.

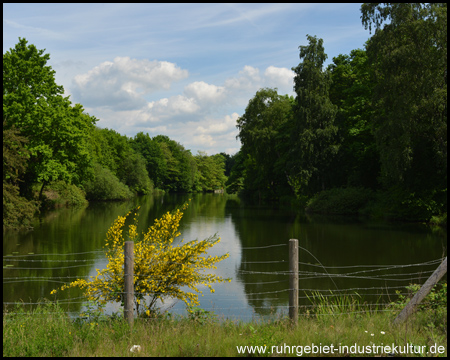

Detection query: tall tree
xmin=131 ymin=132 xmax=166 ymax=189
xmin=289 ymin=35 xmax=338 ymax=196
xmin=194 ymin=151 xmax=227 ymax=192
xmin=3 ymin=121 xmax=38 ymax=227
xmin=236 ymin=88 xmax=294 ymax=200
xmin=327 ymin=48 xmax=379 ymax=189
xmin=361 ymin=3 xmax=447 ymax=197
xmin=3 ymin=38 xmax=96 ymax=199
xmin=154 ymin=135 xmax=194 ymax=192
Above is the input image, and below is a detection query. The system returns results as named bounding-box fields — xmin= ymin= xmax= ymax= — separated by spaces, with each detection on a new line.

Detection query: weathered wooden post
xmin=124 ymin=241 xmax=134 ymax=327
xmin=393 ymin=257 xmax=447 ymax=325
xmin=289 ymin=239 xmax=299 ymax=326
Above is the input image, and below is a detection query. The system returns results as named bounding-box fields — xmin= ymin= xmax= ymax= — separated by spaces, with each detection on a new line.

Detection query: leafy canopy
xmin=3 ymin=38 xmax=96 ymax=197
xmin=53 ymin=201 xmax=230 ymax=316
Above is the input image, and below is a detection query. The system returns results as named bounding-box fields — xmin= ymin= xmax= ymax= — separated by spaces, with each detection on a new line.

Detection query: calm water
xmin=3 ymin=193 xmax=447 ymax=321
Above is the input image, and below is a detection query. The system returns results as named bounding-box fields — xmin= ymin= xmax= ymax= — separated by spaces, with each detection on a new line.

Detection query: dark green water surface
xmin=3 ymin=193 xmax=446 ymax=321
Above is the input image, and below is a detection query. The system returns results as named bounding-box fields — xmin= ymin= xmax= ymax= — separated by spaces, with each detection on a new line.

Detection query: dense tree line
xmin=3 ymin=39 xmax=228 ymax=228
xmin=227 ymin=3 xmax=447 ymax=222
xmin=3 ymin=4 xmax=446 ymax=227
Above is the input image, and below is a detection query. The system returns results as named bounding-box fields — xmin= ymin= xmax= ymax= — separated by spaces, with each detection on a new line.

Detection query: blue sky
xmin=3 ymin=3 xmax=370 ymax=155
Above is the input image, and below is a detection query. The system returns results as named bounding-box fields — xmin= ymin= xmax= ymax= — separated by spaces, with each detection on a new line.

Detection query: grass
xmin=3 ymin=288 xmax=447 ymax=357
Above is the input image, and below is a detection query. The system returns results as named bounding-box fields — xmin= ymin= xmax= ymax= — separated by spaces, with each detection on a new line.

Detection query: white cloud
xmin=264 ymin=66 xmax=295 ymax=92
xmin=71 ymin=57 xmax=188 ymax=110
xmin=224 ymin=65 xmax=261 ymax=91
xmin=196 ymin=113 xmax=238 ymax=135
xmin=184 ymin=81 xmax=225 ymax=104
xmin=149 ymin=95 xmax=200 ymax=117
xmin=72 ymin=61 xmax=294 ymax=154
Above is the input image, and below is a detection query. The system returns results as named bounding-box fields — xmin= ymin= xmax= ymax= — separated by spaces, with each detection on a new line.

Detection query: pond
xmin=3 ymin=193 xmax=447 ymax=321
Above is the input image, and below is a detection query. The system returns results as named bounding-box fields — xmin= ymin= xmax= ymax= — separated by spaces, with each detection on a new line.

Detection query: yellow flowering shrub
xmin=52 ymin=201 xmax=230 ymax=316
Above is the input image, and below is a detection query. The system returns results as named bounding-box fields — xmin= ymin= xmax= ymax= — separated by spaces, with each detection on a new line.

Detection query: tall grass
xmin=3 ymin=289 xmax=447 ymax=357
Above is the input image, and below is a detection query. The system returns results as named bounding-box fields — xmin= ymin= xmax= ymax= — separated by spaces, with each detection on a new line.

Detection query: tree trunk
xmin=39 ymin=180 xmax=47 ymax=201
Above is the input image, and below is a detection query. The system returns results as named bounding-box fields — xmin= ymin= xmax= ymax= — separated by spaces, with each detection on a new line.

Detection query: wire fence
xmin=3 ymin=243 xmax=447 ymax=321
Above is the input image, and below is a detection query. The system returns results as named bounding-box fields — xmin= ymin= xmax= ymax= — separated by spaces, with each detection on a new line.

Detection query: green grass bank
xmin=3 ymin=285 xmax=446 ymax=357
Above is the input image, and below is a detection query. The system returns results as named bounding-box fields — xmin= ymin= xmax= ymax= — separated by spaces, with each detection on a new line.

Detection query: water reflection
xmin=3 ymin=193 xmax=446 ymax=321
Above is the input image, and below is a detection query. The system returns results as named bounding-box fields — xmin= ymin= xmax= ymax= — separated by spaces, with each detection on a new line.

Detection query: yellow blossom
xmin=53 ymin=201 xmax=230 ymax=315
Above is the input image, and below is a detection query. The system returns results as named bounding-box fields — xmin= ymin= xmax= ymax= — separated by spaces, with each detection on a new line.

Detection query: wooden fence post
xmin=124 ymin=241 xmax=134 ymax=327
xmin=289 ymin=239 xmax=299 ymax=326
xmin=393 ymin=257 xmax=447 ymax=325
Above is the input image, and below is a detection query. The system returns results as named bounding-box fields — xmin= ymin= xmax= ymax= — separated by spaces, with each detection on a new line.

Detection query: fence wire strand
xmin=3 ymin=243 xmax=446 ymax=320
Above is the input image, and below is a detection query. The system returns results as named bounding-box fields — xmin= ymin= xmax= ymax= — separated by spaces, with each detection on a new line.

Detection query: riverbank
xmin=305 ymin=187 xmax=447 ymax=226
xmin=3 ymin=287 xmax=446 ymax=357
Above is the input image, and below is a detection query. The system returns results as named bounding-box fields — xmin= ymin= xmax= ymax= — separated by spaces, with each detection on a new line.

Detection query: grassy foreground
xmin=3 ymin=298 xmax=447 ymax=357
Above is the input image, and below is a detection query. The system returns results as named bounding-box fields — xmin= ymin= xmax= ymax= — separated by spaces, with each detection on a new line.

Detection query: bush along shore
xmin=3 ymin=283 xmax=446 ymax=357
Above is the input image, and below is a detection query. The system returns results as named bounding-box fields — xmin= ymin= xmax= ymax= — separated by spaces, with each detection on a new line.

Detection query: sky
xmin=3 ymin=3 xmax=371 ymax=155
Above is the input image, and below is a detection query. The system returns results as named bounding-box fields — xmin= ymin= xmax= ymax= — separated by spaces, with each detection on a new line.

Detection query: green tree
xmin=225 ymin=151 xmax=246 ymax=194
xmin=92 ymin=128 xmax=153 ymax=195
xmin=219 ymin=152 xmax=235 ymax=178
xmin=3 ymin=121 xmax=38 ymax=227
xmin=131 ymin=132 xmax=166 ymax=189
xmin=84 ymin=163 xmax=133 ymax=201
xmin=87 ymin=126 xmax=116 ymax=173
xmin=154 ymin=135 xmax=195 ymax=192
xmin=289 ymin=35 xmax=338 ymax=196
xmin=361 ymin=4 xmax=447 ymax=195
xmin=236 ymin=88 xmax=294 ymax=200
xmin=194 ymin=151 xmax=227 ymax=192
xmin=327 ymin=48 xmax=380 ymax=189
xmin=121 ymin=151 xmax=153 ymax=195
xmin=3 ymin=38 xmax=96 ymax=199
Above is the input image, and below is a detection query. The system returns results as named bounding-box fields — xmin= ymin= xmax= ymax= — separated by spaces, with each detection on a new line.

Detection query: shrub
xmin=43 ymin=180 xmax=88 ymax=207
xmin=3 ymin=182 xmax=39 ymax=228
xmin=306 ymin=187 xmax=373 ymax=215
xmin=119 ymin=152 xmax=154 ymax=195
xmin=52 ymin=201 xmax=230 ymax=316
xmin=84 ymin=163 xmax=133 ymax=201
xmin=365 ymin=186 xmax=445 ymax=222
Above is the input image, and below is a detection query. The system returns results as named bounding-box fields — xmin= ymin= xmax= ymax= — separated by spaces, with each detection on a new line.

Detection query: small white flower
xmin=381 ymin=331 xmax=385 ymax=335
xmin=371 ymin=334 xmax=374 ymax=336
xmin=130 ymin=345 xmax=141 ymax=353
xmin=365 ymin=330 xmax=368 ymax=333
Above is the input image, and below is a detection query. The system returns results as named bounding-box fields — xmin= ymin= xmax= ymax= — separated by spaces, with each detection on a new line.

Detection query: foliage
xmin=53 ymin=202 xmax=230 ymax=315
xmin=87 ymin=128 xmax=153 ymax=195
xmin=246 ymin=323 xmax=283 ymax=357
xmin=3 ymin=301 xmax=74 ymax=357
xmin=83 ymin=163 xmax=133 ymax=201
xmin=327 ymin=48 xmax=379 ymax=189
xmin=194 ymin=151 xmax=227 ymax=192
xmin=42 ymin=180 xmax=88 ymax=207
xmin=288 ymin=34 xmax=338 ymax=195
xmin=3 ymin=182 xmax=39 ymax=228
xmin=364 ymin=186 xmax=446 ymax=222
xmin=236 ymin=88 xmax=294 ymax=201
xmin=3 ymin=300 xmax=447 ymax=357
xmin=361 ymin=4 xmax=447 ymax=200
xmin=3 ymin=121 xmax=39 ymax=227
xmin=306 ymin=291 xmax=364 ymax=316
xmin=225 ymin=150 xmax=246 ymax=194
xmin=131 ymin=131 xmax=166 ymax=189
xmin=3 ymin=38 xmax=96 ymax=199
xmin=430 ymin=213 xmax=447 ymax=227
xmin=230 ymin=8 xmax=446 ymax=222
xmin=390 ymin=282 xmax=447 ymax=333
xmin=186 ymin=306 xmax=217 ymax=325
xmin=154 ymin=135 xmax=195 ymax=192
xmin=306 ymin=187 xmax=374 ymax=215
xmin=120 ymin=151 xmax=154 ymax=195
